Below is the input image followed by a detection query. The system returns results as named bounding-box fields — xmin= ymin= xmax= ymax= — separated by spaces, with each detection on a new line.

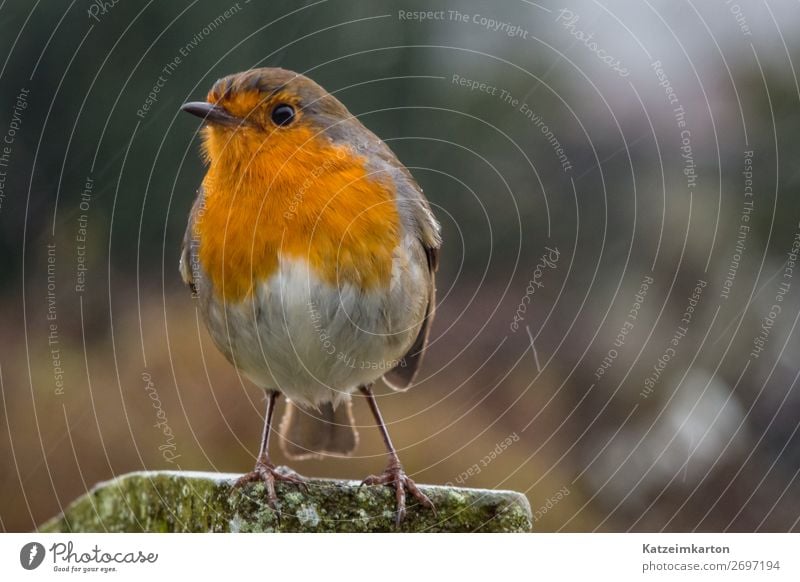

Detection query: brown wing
xmin=179 ymin=187 xmax=204 ymax=295
xmin=383 ymin=245 xmax=439 ymax=391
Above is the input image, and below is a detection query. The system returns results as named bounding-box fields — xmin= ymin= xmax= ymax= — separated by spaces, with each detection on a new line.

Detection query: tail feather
xmin=278 ymin=398 xmax=358 ymax=460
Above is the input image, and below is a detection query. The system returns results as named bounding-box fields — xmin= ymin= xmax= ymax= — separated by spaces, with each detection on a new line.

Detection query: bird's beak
xmin=180 ymin=101 xmax=244 ymax=128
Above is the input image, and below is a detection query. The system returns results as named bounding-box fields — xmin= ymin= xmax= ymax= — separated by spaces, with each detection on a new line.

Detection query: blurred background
xmin=1 ymin=0 xmax=799 ymax=532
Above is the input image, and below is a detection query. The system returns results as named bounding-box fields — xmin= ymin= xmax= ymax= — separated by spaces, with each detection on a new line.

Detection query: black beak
xmin=181 ymin=101 xmax=244 ymax=127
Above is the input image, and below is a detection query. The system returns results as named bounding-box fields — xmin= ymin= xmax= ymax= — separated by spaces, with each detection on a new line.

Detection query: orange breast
xmin=194 ymin=126 xmax=401 ymax=303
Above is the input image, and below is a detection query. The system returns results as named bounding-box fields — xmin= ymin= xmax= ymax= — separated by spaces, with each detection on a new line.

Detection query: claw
xmin=232 ymin=458 xmax=308 ymax=512
xmin=360 ymin=462 xmax=435 ymax=526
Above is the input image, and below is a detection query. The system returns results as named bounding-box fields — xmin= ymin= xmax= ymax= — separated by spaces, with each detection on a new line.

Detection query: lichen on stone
xmin=39 ymin=470 xmax=532 ymax=533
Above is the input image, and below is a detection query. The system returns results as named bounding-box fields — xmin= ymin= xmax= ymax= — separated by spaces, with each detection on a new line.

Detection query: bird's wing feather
xmin=383 ymin=242 xmax=438 ymax=391
xmin=179 ymin=186 xmax=204 ymax=294
xmin=381 ymin=149 xmax=441 ymax=392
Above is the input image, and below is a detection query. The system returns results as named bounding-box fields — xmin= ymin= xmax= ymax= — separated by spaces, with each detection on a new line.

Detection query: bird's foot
xmin=232 ymin=455 xmax=308 ymax=510
xmin=360 ymin=458 xmax=436 ymax=526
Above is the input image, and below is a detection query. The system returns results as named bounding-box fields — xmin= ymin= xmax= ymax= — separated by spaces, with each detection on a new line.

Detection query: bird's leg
xmin=358 ymin=384 xmax=435 ymax=526
xmin=232 ymin=391 xmax=306 ymax=509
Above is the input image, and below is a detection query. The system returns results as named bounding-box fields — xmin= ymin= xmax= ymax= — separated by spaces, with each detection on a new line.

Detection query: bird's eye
xmin=271 ymin=104 xmax=295 ymax=126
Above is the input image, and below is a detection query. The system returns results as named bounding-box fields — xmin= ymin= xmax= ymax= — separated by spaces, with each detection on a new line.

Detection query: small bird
xmin=180 ymin=67 xmax=441 ymax=524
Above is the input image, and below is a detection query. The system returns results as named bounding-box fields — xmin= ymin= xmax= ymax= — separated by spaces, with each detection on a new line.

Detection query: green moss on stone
xmin=39 ymin=470 xmax=532 ymax=533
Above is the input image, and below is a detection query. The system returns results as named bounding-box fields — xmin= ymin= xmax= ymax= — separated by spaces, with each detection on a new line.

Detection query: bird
xmin=179 ymin=67 xmax=441 ymax=525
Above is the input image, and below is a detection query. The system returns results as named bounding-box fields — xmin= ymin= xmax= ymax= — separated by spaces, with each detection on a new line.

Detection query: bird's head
xmin=181 ymin=67 xmax=351 ymax=168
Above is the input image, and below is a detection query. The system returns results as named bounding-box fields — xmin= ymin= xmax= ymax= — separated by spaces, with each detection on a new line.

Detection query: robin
xmin=179 ymin=67 xmax=441 ymax=525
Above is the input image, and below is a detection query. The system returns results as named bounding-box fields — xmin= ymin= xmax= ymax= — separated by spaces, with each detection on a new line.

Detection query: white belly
xmin=201 ymin=242 xmax=427 ymax=407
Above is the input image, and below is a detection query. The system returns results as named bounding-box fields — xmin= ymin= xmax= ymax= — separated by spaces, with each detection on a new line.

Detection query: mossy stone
xmin=39 ymin=470 xmax=532 ymax=533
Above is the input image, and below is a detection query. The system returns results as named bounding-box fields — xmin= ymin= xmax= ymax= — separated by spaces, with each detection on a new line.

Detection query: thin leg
xmin=257 ymin=391 xmax=279 ymax=459
xmin=361 ymin=384 xmax=399 ymax=463
xmin=232 ymin=391 xmax=306 ymax=509
xmin=359 ymin=384 xmax=435 ymax=526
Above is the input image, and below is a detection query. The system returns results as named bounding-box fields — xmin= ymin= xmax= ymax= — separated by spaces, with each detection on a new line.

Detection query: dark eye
xmin=271 ymin=104 xmax=295 ymax=126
